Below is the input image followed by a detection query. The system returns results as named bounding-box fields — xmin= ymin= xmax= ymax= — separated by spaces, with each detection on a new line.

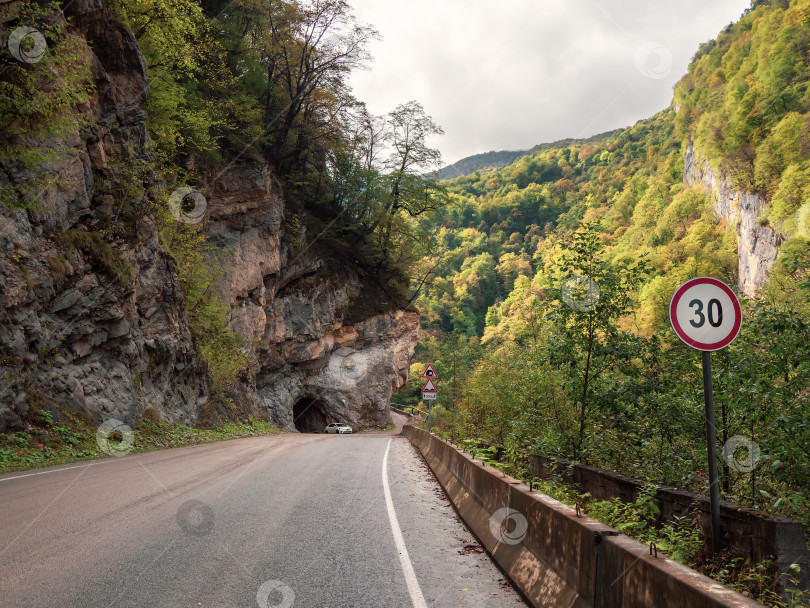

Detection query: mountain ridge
xmin=437 ymin=128 xmax=625 ymax=181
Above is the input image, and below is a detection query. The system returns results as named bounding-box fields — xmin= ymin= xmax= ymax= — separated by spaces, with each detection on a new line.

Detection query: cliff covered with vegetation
xmin=401 ymin=2 xmax=810 ymax=592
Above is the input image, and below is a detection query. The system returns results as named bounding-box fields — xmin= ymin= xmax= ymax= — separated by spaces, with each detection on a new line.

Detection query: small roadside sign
xmin=669 ymin=277 xmax=742 ymax=351
xmin=669 ymin=276 xmax=743 ymax=557
xmin=421 ymin=364 xmax=438 ymax=379
xmin=422 ymin=378 xmax=437 ymax=401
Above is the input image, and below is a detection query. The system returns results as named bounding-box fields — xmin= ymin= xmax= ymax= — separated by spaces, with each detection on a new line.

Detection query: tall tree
xmin=549 ymin=222 xmax=650 ymax=459
xmin=256 ymin=0 xmax=378 ymax=179
xmin=376 ymin=101 xmax=447 ymax=272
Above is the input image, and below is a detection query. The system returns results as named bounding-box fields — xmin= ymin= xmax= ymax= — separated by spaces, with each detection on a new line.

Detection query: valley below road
xmin=0 ymin=425 xmax=525 ymax=608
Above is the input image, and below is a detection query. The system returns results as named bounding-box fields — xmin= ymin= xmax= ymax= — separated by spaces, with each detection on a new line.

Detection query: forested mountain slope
xmin=404 ymin=0 xmax=810 ymax=566
xmin=416 ymin=0 xmax=810 ymax=341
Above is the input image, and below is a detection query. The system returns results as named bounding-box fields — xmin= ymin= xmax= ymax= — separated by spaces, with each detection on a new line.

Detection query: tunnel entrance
xmin=292 ymin=396 xmax=331 ymax=433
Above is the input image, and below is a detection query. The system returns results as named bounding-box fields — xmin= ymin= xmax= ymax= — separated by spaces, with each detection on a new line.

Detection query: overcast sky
xmin=347 ymin=0 xmax=752 ymax=166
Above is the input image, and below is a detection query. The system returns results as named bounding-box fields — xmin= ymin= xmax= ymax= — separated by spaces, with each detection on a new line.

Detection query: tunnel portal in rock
xmin=292 ymin=396 xmax=332 ymax=433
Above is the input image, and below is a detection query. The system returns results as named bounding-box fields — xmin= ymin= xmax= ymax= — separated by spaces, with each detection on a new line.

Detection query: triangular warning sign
xmin=421 ymin=364 xmax=438 ymax=379
xmin=422 ymin=379 xmax=437 ymax=392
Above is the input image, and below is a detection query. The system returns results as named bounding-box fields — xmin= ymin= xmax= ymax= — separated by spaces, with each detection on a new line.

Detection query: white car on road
xmin=324 ymin=423 xmax=353 ymax=434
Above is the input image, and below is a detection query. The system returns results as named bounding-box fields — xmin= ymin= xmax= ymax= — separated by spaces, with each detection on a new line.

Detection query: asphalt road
xmin=0 ymin=429 xmax=526 ymax=607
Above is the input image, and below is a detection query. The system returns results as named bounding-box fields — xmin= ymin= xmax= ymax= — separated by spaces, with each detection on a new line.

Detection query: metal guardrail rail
xmin=390 ymin=403 xmax=428 ymax=416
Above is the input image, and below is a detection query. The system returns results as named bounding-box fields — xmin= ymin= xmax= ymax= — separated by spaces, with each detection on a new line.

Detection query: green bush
xmin=0 ymin=1 xmax=94 ymax=208
xmin=56 ymin=230 xmax=135 ymax=286
xmin=157 ymin=206 xmax=246 ymax=394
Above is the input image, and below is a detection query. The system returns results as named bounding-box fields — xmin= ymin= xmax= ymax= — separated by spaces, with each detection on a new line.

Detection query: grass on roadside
xmin=0 ymin=407 xmax=279 ymax=475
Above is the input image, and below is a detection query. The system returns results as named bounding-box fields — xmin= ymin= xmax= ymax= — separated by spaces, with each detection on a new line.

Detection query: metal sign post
xmin=701 ymin=350 xmax=722 ymax=554
xmin=670 ymin=277 xmax=742 ymax=556
xmin=422 ymin=378 xmax=437 ymax=435
xmin=422 ymin=366 xmax=438 ymax=433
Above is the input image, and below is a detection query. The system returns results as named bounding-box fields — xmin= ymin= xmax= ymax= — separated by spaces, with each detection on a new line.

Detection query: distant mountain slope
xmin=438 ymin=150 xmax=528 ymax=181
xmin=418 ymin=0 xmax=810 ymax=339
xmin=437 ymin=129 xmax=623 ymax=180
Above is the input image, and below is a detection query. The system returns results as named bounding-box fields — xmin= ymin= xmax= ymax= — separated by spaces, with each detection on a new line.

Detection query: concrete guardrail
xmin=530 ymin=453 xmax=809 ymax=594
xmin=403 ymin=425 xmax=764 ymax=608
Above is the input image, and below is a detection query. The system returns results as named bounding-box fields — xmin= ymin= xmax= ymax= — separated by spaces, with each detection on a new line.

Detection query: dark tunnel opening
xmin=292 ymin=396 xmax=331 ymax=433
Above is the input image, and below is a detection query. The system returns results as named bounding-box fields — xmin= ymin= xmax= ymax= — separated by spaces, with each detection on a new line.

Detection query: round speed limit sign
xmin=669 ymin=277 xmax=742 ymax=351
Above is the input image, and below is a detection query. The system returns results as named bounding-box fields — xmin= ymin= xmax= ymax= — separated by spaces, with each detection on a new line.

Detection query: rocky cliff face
xmin=0 ymin=0 xmax=418 ymax=433
xmin=684 ymin=143 xmax=782 ymax=296
xmin=202 ymin=163 xmax=419 ymax=431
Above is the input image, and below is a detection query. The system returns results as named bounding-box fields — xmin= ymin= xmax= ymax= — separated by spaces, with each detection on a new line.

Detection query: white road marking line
xmin=0 ymin=436 xmax=265 ymax=484
xmin=382 ymin=438 xmax=428 ymax=608
xmin=0 ymin=457 xmax=121 ymax=482
xmin=0 ymin=465 xmax=88 ymax=557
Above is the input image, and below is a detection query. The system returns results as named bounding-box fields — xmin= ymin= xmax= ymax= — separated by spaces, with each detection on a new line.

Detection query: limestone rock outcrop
xmin=0 ymin=0 xmax=208 ymax=431
xmin=202 ymin=162 xmax=419 ymax=431
xmin=684 ymin=144 xmax=782 ymax=296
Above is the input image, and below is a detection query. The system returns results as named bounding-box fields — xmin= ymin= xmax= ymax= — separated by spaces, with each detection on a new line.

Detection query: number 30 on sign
xmin=669 ymin=277 xmax=742 ymax=351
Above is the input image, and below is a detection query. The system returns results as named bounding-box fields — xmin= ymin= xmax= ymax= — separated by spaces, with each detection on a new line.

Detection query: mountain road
xmin=0 ymin=428 xmax=526 ymax=608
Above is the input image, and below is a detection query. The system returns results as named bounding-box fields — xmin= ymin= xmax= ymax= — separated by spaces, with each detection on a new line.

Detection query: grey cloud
xmin=349 ymin=0 xmax=751 ymax=164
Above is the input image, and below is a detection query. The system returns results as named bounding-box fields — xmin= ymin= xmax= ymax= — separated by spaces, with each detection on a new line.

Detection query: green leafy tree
xmin=459 ymin=342 xmax=569 ymax=452
xmin=549 ymin=222 xmax=650 ymax=459
xmin=376 ymin=101 xmax=447 ymax=264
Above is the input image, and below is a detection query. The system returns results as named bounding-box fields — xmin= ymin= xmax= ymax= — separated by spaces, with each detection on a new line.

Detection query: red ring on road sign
xmin=669 ymin=277 xmax=742 ymax=351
